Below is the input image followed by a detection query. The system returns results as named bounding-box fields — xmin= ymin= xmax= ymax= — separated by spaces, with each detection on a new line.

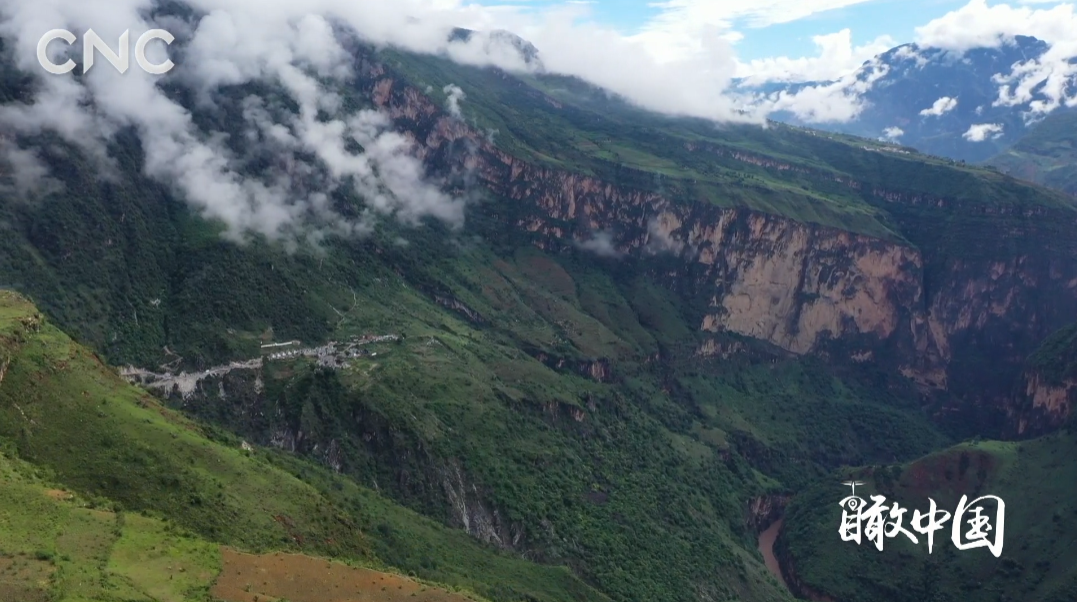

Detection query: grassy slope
xmin=0 ymin=122 xmax=954 ymax=601
xmin=987 ymin=108 xmax=1077 ymax=196
xmin=0 ymin=445 xmax=220 ymax=602
xmin=780 ymin=432 xmax=1077 ymax=602
xmin=1026 ymin=322 xmax=1077 ymax=385
xmin=174 ymin=237 xmax=950 ymax=602
xmin=0 ymin=290 xmax=610 ymax=602
xmin=0 ymin=43 xmax=1071 ymax=602
xmin=382 ymin=51 xmax=1075 ymax=243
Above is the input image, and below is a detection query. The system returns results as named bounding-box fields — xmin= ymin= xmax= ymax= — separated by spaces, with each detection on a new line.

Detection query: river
xmin=757 ymin=519 xmax=790 ymax=590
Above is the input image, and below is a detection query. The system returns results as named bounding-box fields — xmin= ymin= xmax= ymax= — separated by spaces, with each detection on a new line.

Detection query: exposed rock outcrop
xmin=531 ymin=351 xmax=612 ymax=383
xmin=440 ymin=460 xmax=525 ymax=549
xmin=1007 ymin=372 xmax=1077 ymax=437
xmin=747 ymin=493 xmax=790 ymax=532
xmin=354 ymin=57 xmax=1077 ymax=438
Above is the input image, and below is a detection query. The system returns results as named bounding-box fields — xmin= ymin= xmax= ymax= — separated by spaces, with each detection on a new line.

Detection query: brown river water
xmin=757 ymin=519 xmax=791 ymax=590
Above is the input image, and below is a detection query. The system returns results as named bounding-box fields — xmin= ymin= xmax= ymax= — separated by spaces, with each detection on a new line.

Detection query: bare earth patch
xmin=0 ymin=556 xmax=54 ymax=602
xmin=212 ymin=547 xmax=476 ymax=602
xmin=43 ymin=489 xmax=73 ymax=501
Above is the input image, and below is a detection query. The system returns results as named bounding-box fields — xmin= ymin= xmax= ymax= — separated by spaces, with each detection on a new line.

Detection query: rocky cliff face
xmin=440 ymin=460 xmax=526 ymax=549
xmin=747 ymin=494 xmax=790 ymax=533
xmin=363 ymin=69 xmax=941 ymax=372
xmin=156 ymin=363 xmax=531 ymax=553
xmin=1007 ymin=372 xmax=1077 ymax=437
xmin=532 ymin=351 xmax=612 ymax=383
xmin=774 ymin=546 xmax=837 ymax=602
xmin=352 ymin=50 xmax=1077 ymax=437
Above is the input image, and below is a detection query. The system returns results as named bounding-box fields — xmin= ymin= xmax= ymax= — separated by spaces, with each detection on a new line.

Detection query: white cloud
xmin=644 ymin=0 xmax=877 ymax=31
xmin=510 ymin=4 xmax=747 ymax=121
xmin=443 ymin=84 xmax=466 ymax=119
xmin=920 ymin=96 xmax=958 ymax=117
xmin=749 ymin=55 xmax=891 ymax=123
xmin=10 ymin=0 xmax=874 ymax=249
xmin=915 ymin=0 xmax=1077 ymax=117
xmin=0 ymin=140 xmax=60 ymax=198
xmin=0 ymin=0 xmax=476 ymax=246
xmin=737 ymin=1 xmax=1077 ymax=125
xmin=915 ymin=0 xmax=1073 ymax=51
xmin=15 ymin=0 xmax=1077 ymax=246
xmin=963 ymin=123 xmax=1004 ymax=141
xmin=628 ymin=0 xmax=879 ymax=69
xmin=736 ymin=28 xmax=895 ymax=84
xmin=574 ymin=231 xmax=624 ymax=258
xmin=891 ymin=45 xmax=929 ymax=68
xmin=643 ymin=217 xmax=686 ymax=256
xmin=736 ymin=0 xmax=1077 ymax=126
xmin=882 ymin=126 xmax=903 ymax=140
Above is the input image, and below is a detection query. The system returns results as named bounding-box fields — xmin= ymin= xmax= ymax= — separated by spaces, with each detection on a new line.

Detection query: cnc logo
xmin=37 ymin=28 xmax=175 ymax=75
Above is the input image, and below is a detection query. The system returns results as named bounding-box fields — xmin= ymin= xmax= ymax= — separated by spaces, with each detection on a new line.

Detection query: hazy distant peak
xmin=448 ymin=27 xmax=545 ymax=72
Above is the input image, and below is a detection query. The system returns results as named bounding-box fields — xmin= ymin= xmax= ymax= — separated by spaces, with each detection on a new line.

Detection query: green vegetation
xmin=0 ymin=441 xmax=219 ymax=601
xmin=0 ymin=235 xmax=954 ymax=602
xmin=0 ymin=290 xmax=612 ymax=602
xmin=987 ymin=108 xmax=1077 ymax=195
xmin=1027 ymin=323 xmax=1077 ymax=386
xmin=382 ymin=50 xmax=1075 ymax=246
xmin=171 ymin=241 xmax=953 ymax=602
xmin=0 ymin=35 xmax=1073 ymax=602
xmin=780 ymin=433 xmax=1077 ymax=601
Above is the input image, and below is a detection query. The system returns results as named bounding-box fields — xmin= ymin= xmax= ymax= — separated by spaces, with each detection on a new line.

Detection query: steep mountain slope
xmin=1 ymin=16 xmax=1077 ymax=602
xmin=774 ymin=323 xmax=1077 ymax=601
xmin=778 ymin=432 xmax=1077 ymax=602
xmin=753 ymin=36 xmax=1054 ymax=163
xmin=0 ymin=290 xmax=610 ymax=602
xmin=1005 ymin=322 xmax=1077 ymax=437
xmin=0 ymin=443 xmax=220 ymax=602
xmin=987 ymin=107 xmax=1077 ymax=196
xmin=374 ymin=47 xmax=1077 ymax=437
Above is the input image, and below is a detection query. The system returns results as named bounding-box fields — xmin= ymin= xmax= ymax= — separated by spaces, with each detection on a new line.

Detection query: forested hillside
xmin=0 ymin=10 xmax=1075 ymax=602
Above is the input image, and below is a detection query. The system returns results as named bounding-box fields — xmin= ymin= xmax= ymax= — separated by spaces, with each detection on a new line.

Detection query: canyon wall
xmin=355 ymin=52 xmax=1077 ymax=435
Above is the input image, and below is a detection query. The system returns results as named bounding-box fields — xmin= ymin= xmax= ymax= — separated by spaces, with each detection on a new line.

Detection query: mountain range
xmin=748 ymin=35 xmax=1077 ymax=181
xmin=0 ymin=6 xmax=1075 ymax=602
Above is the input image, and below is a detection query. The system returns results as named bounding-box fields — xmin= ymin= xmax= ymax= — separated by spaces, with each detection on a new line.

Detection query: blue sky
xmin=455 ymin=0 xmax=1077 ymax=119
xmin=491 ymin=0 xmax=1032 ymax=61
xmin=729 ymin=0 xmax=972 ymax=60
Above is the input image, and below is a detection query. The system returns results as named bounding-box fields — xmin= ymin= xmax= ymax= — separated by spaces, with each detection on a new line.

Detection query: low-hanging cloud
xmin=0 ymin=0 xmax=478 ymax=247
xmin=0 ymin=0 xmax=774 ymax=249
xmin=573 ymin=230 xmax=624 ymax=259
xmin=644 ymin=216 xmax=688 ymax=257
xmin=920 ymin=96 xmax=958 ymax=117
xmin=0 ymin=139 xmax=60 ymax=199
xmin=748 ymin=55 xmax=891 ymax=123
xmin=443 ymin=84 xmax=466 ymax=119
xmin=8 ymin=0 xmax=1077 ymax=250
xmin=963 ymin=122 xmax=1004 ymax=142
xmin=736 ymin=28 xmax=895 ymax=85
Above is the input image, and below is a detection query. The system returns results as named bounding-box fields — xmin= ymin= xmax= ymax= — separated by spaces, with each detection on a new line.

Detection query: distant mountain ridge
xmin=747 ymin=35 xmax=1056 ymax=163
xmin=448 ymin=27 xmax=546 ymax=71
xmin=4 ymin=9 xmax=1077 ymax=601
xmin=987 ymin=106 xmax=1077 ymax=195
